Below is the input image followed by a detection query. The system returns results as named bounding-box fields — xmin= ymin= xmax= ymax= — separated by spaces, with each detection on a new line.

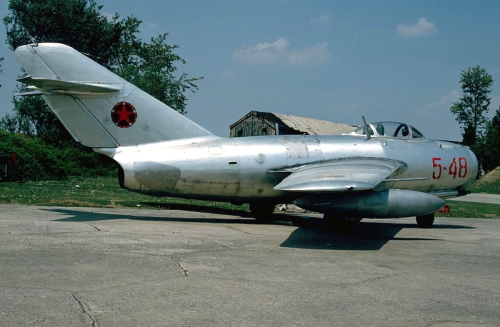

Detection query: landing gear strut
xmin=416 ymin=213 xmax=434 ymax=228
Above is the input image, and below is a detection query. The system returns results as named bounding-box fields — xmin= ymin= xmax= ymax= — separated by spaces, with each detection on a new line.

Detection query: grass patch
xmin=437 ymin=201 xmax=500 ymax=219
xmin=467 ymin=182 xmax=500 ymax=194
xmin=1 ymin=176 xmax=499 ymax=219
xmin=467 ymin=166 xmax=500 ymax=194
xmin=0 ymin=176 xmax=249 ymax=213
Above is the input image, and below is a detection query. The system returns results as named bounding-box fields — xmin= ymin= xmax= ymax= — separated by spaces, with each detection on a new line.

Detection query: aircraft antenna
xmin=362 ymin=116 xmax=371 ymax=140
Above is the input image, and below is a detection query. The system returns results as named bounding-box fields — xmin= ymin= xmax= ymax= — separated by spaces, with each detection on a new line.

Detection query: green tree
xmin=3 ymin=0 xmax=123 ymax=66
xmin=1 ymin=0 xmax=201 ymax=180
xmin=450 ymin=66 xmax=493 ymax=148
xmin=482 ymin=106 xmax=500 ymax=171
xmin=0 ymin=56 xmax=3 ymax=87
xmin=2 ymin=0 xmax=200 ymax=139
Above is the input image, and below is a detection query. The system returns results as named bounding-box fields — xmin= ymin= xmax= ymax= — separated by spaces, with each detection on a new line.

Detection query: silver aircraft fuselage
xmin=109 ymin=132 xmax=478 ymax=203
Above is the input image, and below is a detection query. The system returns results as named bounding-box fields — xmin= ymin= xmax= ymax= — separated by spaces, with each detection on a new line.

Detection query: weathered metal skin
xmin=107 ymin=133 xmax=478 ymax=203
xmin=15 ymin=43 xmax=479 ymax=223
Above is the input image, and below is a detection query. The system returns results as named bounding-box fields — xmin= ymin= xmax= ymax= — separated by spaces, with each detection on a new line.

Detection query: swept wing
xmin=273 ymin=158 xmax=408 ymax=192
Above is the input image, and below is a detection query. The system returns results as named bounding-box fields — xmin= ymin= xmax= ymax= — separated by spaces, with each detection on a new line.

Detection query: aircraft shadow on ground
xmin=47 ymin=207 xmax=254 ymax=225
xmin=46 ymin=206 xmax=475 ymax=251
xmin=282 ymin=220 xmax=419 ymax=251
xmin=47 ymin=203 xmax=303 ymax=225
xmin=140 ymin=202 xmax=254 ymax=217
xmin=280 ymin=218 xmax=476 ymax=250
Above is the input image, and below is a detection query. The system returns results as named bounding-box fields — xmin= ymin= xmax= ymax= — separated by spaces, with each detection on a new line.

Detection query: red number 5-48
xmin=432 ymin=157 xmax=467 ymax=179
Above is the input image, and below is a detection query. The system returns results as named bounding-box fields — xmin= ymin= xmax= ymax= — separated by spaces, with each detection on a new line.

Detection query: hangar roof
xmin=230 ymin=111 xmax=356 ymax=135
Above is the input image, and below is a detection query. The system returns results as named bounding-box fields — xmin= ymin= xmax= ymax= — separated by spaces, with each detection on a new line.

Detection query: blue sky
xmin=1 ymin=0 xmax=500 ymax=141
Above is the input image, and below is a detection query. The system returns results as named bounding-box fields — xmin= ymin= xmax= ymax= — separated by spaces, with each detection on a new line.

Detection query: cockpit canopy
xmin=345 ymin=122 xmax=425 ymax=140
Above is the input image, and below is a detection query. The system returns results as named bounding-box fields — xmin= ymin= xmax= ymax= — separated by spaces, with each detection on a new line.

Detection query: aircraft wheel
xmin=416 ymin=214 xmax=434 ymax=228
xmin=323 ymin=214 xmax=360 ymax=231
xmin=250 ymin=202 xmax=275 ymax=221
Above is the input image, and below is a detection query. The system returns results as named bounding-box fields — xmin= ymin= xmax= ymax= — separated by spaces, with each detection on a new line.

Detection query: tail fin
xmin=14 ymin=43 xmax=214 ymax=148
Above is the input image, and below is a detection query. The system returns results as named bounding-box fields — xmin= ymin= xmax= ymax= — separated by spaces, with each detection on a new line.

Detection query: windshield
xmin=349 ymin=122 xmax=425 ymax=140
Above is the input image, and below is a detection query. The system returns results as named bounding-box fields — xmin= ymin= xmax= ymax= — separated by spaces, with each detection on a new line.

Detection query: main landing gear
xmin=249 ymin=202 xmax=276 ymax=222
xmin=323 ymin=213 xmax=362 ymax=231
xmin=416 ymin=213 xmax=435 ymax=228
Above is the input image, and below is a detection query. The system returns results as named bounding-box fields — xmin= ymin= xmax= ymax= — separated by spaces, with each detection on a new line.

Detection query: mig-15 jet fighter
xmin=15 ymin=43 xmax=478 ymax=228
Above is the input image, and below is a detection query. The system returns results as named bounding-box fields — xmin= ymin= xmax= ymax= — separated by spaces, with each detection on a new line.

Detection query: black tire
xmin=416 ymin=214 xmax=435 ymax=228
xmin=250 ymin=202 xmax=275 ymax=221
xmin=323 ymin=214 xmax=360 ymax=231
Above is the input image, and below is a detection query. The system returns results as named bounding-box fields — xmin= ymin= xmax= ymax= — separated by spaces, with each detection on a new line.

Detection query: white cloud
xmin=397 ymin=17 xmax=437 ymax=37
xmin=288 ymin=42 xmax=330 ymax=65
xmin=412 ymin=90 xmax=463 ymax=140
xmin=310 ymin=13 xmax=332 ymax=26
xmin=424 ymin=90 xmax=460 ymax=111
xmin=232 ymin=38 xmax=331 ymax=65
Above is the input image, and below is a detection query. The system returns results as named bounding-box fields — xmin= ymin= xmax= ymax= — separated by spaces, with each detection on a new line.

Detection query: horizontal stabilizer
xmin=16 ymin=90 xmax=44 ymax=96
xmin=17 ymin=76 xmax=120 ymax=95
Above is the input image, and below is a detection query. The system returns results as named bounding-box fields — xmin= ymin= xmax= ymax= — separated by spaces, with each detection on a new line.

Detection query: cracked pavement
xmin=0 ymin=204 xmax=499 ymax=326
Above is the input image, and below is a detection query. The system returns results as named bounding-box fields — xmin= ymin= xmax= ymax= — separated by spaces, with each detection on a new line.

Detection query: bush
xmin=0 ymin=130 xmax=116 ymax=181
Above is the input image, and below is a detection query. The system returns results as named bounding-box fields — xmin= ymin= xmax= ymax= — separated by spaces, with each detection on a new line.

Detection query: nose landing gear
xmin=416 ymin=214 xmax=435 ymax=228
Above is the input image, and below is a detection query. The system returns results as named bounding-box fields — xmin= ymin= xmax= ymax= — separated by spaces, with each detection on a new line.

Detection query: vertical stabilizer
xmin=15 ymin=43 xmax=214 ymax=148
